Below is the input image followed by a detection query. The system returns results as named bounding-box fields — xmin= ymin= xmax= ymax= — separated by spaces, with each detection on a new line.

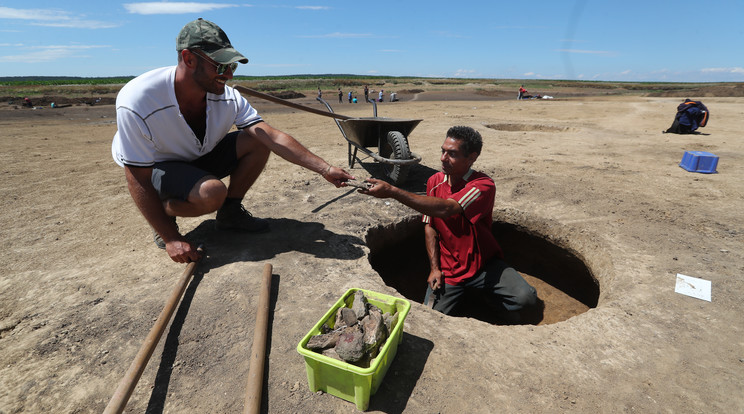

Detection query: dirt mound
xmin=485 ymin=123 xmax=573 ymax=133
xmin=397 ymin=89 xmax=424 ymax=94
xmin=475 ymin=89 xmax=516 ymax=98
xmin=268 ymin=90 xmax=305 ymax=99
xmin=646 ymin=83 xmax=744 ymax=98
xmin=1 ymin=95 xmax=115 ymax=107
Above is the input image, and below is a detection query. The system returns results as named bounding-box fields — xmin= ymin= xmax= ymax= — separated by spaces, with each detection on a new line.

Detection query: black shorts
xmin=151 ymin=131 xmax=239 ymax=201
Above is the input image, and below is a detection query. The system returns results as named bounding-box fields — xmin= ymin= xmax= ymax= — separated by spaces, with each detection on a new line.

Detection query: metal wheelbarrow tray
xmin=235 ymin=86 xmax=422 ymax=185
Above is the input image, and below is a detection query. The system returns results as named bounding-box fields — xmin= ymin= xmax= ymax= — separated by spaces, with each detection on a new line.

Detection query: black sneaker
xmin=152 ymin=216 xmax=178 ymax=249
xmin=215 ymin=202 xmax=269 ymax=232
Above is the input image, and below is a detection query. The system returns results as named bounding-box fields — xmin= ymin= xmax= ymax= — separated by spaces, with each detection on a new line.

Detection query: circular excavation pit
xmin=366 ymin=216 xmax=599 ymax=325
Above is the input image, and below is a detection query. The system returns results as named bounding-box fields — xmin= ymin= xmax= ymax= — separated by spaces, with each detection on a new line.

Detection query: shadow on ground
xmin=146 ymin=270 xmax=282 ymax=414
xmin=184 ymin=217 xmax=366 ymax=265
xmin=367 ymin=332 xmax=434 ymax=413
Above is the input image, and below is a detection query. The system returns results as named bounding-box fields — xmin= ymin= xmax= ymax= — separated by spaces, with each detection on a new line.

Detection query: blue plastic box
xmin=680 ymin=151 xmax=718 ymax=174
xmin=297 ymin=288 xmax=410 ymax=410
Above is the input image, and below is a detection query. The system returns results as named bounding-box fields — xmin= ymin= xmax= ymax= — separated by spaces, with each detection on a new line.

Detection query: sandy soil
xmin=1 ymin=85 xmax=742 ymax=413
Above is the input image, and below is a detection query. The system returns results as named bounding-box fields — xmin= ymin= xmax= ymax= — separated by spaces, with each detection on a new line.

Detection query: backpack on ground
xmin=664 ymin=99 xmax=709 ymax=134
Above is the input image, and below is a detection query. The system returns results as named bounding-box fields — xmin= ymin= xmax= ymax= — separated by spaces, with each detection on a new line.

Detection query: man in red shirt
xmin=519 ymin=85 xmax=530 ymax=100
xmin=361 ymin=126 xmax=537 ymax=318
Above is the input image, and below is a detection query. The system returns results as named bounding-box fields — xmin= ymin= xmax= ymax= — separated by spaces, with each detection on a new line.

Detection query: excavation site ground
xmin=0 ymin=81 xmax=742 ymax=413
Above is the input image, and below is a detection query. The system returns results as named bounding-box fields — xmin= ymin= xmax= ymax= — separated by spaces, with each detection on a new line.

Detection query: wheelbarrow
xmin=235 ymin=86 xmax=422 ymax=185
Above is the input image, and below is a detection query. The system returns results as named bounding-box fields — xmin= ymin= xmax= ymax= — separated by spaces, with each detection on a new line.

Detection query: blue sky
xmin=1 ymin=1 xmax=742 ymax=82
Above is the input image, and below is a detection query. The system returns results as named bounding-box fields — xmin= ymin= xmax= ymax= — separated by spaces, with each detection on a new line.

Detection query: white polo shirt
xmin=112 ymin=66 xmax=263 ymax=167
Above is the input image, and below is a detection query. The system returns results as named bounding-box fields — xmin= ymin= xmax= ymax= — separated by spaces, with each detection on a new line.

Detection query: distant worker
xmin=317 ymin=87 xmax=322 ymax=98
xmin=378 ymin=90 xmax=384 ymax=102
xmin=338 ymin=88 xmax=343 ymax=103
xmin=390 ymin=92 xmax=398 ymax=102
xmin=518 ymin=85 xmax=534 ymax=100
xmin=364 ymin=85 xmax=369 ymax=102
xmin=348 ymin=91 xmax=352 ymax=103
xmin=352 ymin=96 xmax=358 ymax=103
xmin=359 ymin=126 xmax=538 ymax=321
xmin=23 ymin=97 xmax=33 ymax=108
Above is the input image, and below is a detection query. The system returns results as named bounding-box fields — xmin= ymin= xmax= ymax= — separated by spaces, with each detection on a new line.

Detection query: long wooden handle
xmin=243 ymin=263 xmax=273 ymax=414
xmin=234 ymin=85 xmax=352 ymax=121
xmin=104 ymin=252 xmax=203 ymax=414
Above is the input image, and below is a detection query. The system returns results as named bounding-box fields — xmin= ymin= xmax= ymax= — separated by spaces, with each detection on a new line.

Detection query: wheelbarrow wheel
xmin=380 ymin=131 xmax=411 ymax=185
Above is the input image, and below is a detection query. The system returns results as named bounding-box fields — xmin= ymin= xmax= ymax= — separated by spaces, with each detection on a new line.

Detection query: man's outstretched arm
xmin=244 ymin=122 xmax=353 ymax=187
xmin=360 ymin=178 xmax=463 ymax=218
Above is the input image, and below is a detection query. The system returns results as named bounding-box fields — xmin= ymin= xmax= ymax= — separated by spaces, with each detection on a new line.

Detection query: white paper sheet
xmin=675 ymin=273 xmax=711 ymax=302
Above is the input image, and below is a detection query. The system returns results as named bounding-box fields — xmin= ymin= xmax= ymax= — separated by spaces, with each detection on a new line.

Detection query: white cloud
xmin=0 ymin=7 xmax=118 ymax=29
xmin=0 ymin=6 xmax=70 ymax=21
xmin=453 ymin=69 xmax=477 ymax=78
xmin=522 ymin=72 xmax=551 ymax=79
xmin=296 ymin=6 xmax=330 ymax=10
xmin=123 ymin=2 xmax=239 ymax=15
xmin=0 ymin=45 xmax=108 ymax=63
xmin=701 ymin=67 xmax=744 ymax=74
xmin=33 ymin=20 xmax=120 ymax=29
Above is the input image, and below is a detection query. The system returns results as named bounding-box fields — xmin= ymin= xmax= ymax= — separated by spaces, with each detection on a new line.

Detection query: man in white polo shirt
xmin=112 ymin=18 xmax=353 ymax=263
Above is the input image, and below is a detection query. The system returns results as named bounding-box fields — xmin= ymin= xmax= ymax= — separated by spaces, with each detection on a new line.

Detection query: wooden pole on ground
xmin=103 ymin=250 xmax=203 ymax=414
xmin=243 ymin=263 xmax=273 ymax=414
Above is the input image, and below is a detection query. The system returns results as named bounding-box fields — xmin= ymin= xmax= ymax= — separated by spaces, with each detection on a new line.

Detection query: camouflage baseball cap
xmin=176 ymin=18 xmax=248 ymax=64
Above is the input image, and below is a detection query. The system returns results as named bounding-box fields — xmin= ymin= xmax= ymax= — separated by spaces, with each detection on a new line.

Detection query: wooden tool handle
xmin=234 ymin=86 xmax=352 ymax=120
xmin=104 ymin=250 xmax=203 ymax=414
xmin=243 ymin=263 xmax=273 ymax=414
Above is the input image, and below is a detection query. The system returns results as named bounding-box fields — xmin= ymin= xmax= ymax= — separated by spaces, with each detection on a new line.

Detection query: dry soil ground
xmin=0 ymin=84 xmax=742 ymax=413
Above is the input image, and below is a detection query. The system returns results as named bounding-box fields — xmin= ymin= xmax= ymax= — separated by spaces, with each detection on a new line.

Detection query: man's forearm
xmin=424 ymin=223 xmax=440 ymax=271
xmin=387 ymin=185 xmax=462 ymax=218
xmin=424 ymin=223 xmax=443 ymax=289
xmin=271 ymin=132 xmax=329 ymax=173
xmin=124 ymin=166 xmax=180 ymax=241
xmin=248 ymin=123 xmax=329 ymax=174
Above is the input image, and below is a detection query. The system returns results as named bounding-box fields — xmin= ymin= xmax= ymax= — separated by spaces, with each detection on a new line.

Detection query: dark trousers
xmin=425 ymin=258 xmax=537 ymax=315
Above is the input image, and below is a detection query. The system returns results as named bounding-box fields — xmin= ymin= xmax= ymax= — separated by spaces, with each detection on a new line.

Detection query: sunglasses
xmin=192 ymin=50 xmax=238 ymax=75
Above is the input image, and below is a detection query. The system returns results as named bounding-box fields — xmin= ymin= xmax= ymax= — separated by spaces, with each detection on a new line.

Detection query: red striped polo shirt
xmin=422 ymin=170 xmax=503 ymax=285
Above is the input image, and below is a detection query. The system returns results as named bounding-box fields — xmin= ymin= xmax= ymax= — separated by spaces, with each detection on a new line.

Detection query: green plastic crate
xmin=296 ymin=288 xmax=411 ymax=410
